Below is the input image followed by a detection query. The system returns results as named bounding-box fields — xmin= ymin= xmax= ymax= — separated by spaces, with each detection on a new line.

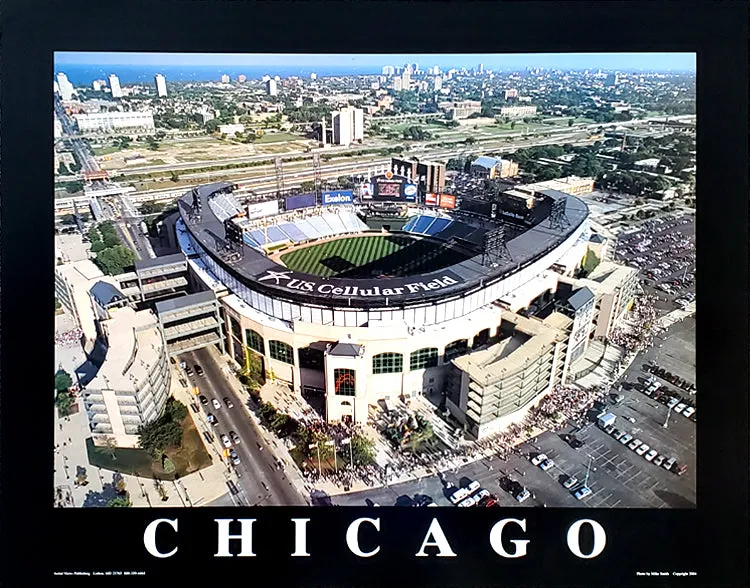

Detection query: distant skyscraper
xmin=108 ymin=74 xmax=122 ymax=98
xmin=432 ymin=66 xmax=441 ymax=76
xmin=266 ymin=79 xmax=278 ymax=96
xmin=220 ymin=74 xmax=230 ymax=83
xmin=392 ymin=77 xmax=403 ymax=91
xmin=332 ymin=106 xmax=364 ymax=146
xmin=401 ymin=69 xmax=411 ymax=90
xmin=154 ymin=74 xmax=167 ymax=97
xmin=56 ymin=73 xmax=74 ymax=101
xmin=262 ymin=75 xmax=271 ymax=82
xmin=478 ymin=63 xmax=484 ymax=74
xmin=310 ymin=72 xmax=317 ymax=80
xmin=433 ymin=77 xmax=442 ymax=91
xmin=92 ymin=80 xmax=103 ymax=91
xmin=274 ymin=75 xmax=280 ymax=82
xmin=413 ymin=63 xmax=419 ymax=73
xmin=382 ymin=65 xmax=395 ymax=76
xmin=238 ymin=74 xmax=247 ymax=83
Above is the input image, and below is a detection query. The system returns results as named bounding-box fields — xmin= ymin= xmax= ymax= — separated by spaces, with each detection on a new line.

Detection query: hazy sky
xmin=54 ymin=52 xmax=696 ymax=71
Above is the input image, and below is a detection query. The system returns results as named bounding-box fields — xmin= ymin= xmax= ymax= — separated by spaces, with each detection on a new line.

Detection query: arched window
xmin=334 ymin=369 xmax=356 ymax=396
xmin=410 ymin=347 xmax=439 ymax=371
xmin=372 ymin=352 xmax=403 ymax=374
xmin=472 ymin=328 xmax=490 ymax=349
xmin=269 ymin=340 xmax=294 ymax=365
xmin=245 ymin=329 xmax=264 ymax=354
xmin=444 ymin=339 xmax=468 ymax=362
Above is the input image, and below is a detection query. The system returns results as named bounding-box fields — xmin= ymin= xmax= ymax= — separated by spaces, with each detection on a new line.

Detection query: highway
xmin=178 ymin=348 xmax=308 ymax=506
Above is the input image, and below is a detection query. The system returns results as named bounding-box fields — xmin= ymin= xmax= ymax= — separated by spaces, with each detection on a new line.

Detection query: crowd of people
xmin=55 ymin=328 xmax=82 ymax=347
xmin=609 ymin=294 xmax=661 ymax=353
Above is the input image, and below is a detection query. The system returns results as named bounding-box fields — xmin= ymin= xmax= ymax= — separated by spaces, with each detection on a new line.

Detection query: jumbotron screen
xmin=367 ymin=173 xmax=418 ymax=202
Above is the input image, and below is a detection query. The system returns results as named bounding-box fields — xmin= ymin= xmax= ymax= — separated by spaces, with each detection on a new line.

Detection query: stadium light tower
xmin=313 ymin=153 xmax=322 ymax=200
xmin=482 ymin=226 xmax=511 ymax=267
xmin=275 ymin=156 xmax=285 ymax=197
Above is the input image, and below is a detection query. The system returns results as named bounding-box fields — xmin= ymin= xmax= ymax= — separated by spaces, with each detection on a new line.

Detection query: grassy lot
xmin=92 ymin=145 xmax=124 ymax=156
xmin=85 ymin=415 xmax=212 ymax=480
xmin=143 ymin=159 xmax=167 ymax=166
xmin=255 ymin=132 xmax=303 ymax=144
xmin=280 ymin=234 xmax=471 ymax=278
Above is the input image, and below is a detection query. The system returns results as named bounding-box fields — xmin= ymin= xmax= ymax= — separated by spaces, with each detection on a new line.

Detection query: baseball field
xmin=279 ymin=234 xmax=470 ymax=278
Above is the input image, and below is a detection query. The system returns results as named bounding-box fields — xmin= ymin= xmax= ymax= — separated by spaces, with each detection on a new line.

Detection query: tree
xmin=568 ymin=118 xmax=574 ymax=127
xmin=107 ymin=496 xmax=131 ymax=507
xmin=299 ymin=181 xmax=315 ymax=192
xmin=64 ymin=181 xmax=84 ymax=194
xmin=55 ymin=298 xmax=62 ymax=311
xmin=350 ymin=433 xmax=375 ymax=465
xmin=55 ymin=370 xmax=73 ymax=393
xmin=55 ymin=391 xmax=74 ymax=417
xmin=464 ymin=137 xmax=477 ymax=145
xmin=337 ymin=175 xmax=354 ymax=189
xmin=57 ymin=162 xmax=70 ymax=176
xmin=170 ymin=172 xmax=180 ymax=182
xmin=90 ymin=241 xmax=107 ymax=254
xmin=94 ymin=245 xmax=136 ymax=275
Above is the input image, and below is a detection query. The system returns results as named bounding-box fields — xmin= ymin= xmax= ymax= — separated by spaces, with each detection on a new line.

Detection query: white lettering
xmin=566 ymin=519 xmax=607 ymax=559
xmin=406 ymin=283 xmax=421 ymax=294
xmin=302 ymin=281 xmax=315 ymax=292
xmin=144 ymin=519 xmax=178 ymax=559
xmin=393 ymin=287 xmax=404 ymax=295
xmin=441 ymin=276 xmax=458 ymax=285
xmin=215 ymin=519 xmax=256 ymax=557
xmin=291 ymin=518 xmax=310 ymax=557
xmin=415 ymin=519 xmax=457 ymax=557
xmin=318 ymin=284 xmax=333 ymax=294
xmin=332 ymin=287 xmax=344 ymax=295
xmin=489 ymin=518 xmax=529 ymax=558
xmin=346 ymin=518 xmax=380 ymax=557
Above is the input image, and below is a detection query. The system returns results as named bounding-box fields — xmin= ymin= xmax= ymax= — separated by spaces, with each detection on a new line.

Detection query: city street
xmin=178 ymin=347 xmax=307 ymax=506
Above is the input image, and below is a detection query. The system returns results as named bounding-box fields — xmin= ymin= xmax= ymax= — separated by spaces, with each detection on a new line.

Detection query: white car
xmin=628 ymin=438 xmax=642 ymax=450
xmin=221 ymin=434 xmax=232 ymax=448
xmin=539 ymin=459 xmax=554 ymax=471
xmin=531 ymin=453 xmax=548 ymax=466
xmin=635 ymin=443 xmax=650 ymax=456
xmin=457 ymin=496 xmax=477 ymax=507
xmin=515 ymin=488 xmax=531 ymax=503
xmin=620 ymin=433 xmax=633 ymax=445
xmin=563 ymin=476 xmax=578 ymax=489
xmin=666 ymin=397 xmax=679 ymax=409
xmin=473 ymin=489 xmax=490 ymax=502
xmin=449 ymin=488 xmax=470 ymax=505
xmin=674 ymin=403 xmax=687 ymax=414
xmin=682 ymin=406 xmax=695 ymax=418
xmin=644 ymin=449 xmax=658 ymax=462
xmin=653 ymin=455 xmax=665 ymax=467
xmin=212 ymin=398 xmax=221 ymax=410
xmin=465 ymin=480 xmax=481 ymax=494
xmin=663 ymin=457 xmax=677 ymax=471
xmin=574 ymin=486 xmax=592 ymax=500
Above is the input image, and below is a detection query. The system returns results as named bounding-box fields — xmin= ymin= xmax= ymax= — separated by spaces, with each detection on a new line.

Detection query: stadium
xmin=175 ymin=165 xmax=595 ymax=440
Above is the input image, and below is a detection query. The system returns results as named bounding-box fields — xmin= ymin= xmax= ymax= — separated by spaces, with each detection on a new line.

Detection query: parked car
xmin=223 ymin=397 xmax=234 ymax=408
xmin=539 ymin=459 xmax=554 ymax=471
xmin=628 ymin=438 xmax=642 ymax=450
xmin=199 ymin=395 xmax=208 ymax=405
xmin=229 ymin=448 xmax=240 ymax=466
xmin=672 ymin=463 xmax=688 ymax=476
xmin=663 ymin=457 xmax=677 ymax=471
xmin=612 ymin=429 xmax=625 ymax=441
xmin=195 ymin=365 xmax=204 ymax=377
xmin=221 ymin=434 xmax=232 ymax=448
xmin=674 ymin=403 xmax=687 ymax=414
xmin=574 ymin=486 xmax=593 ymax=500
xmin=620 ymin=433 xmax=634 ymax=445
xmin=653 ymin=455 xmax=665 ymax=467
xmin=206 ymin=414 xmax=218 ymax=426
xmin=531 ymin=453 xmax=548 ymax=466
xmin=563 ymin=475 xmax=578 ymax=489
xmin=515 ymin=488 xmax=531 ymax=503
xmin=682 ymin=406 xmax=695 ymax=418
xmin=212 ymin=398 xmax=221 ymax=410
xmin=644 ymin=449 xmax=658 ymax=462
xmin=604 ymin=424 xmax=616 ymax=435
xmin=185 ymin=365 xmax=194 ymax=376
xmin=229 ymin=431 xmax=241 ymax=445
xmin=635 ymin=444 xmax=650 ymax=456
xmin=666 ymin=397 xmax=680 ymax=409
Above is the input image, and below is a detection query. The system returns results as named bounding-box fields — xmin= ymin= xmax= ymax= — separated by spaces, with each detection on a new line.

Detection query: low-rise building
xmin=515 ymin=176 xmax=595 ymax=197
xmin=470 ymin=156 xmax=519 ymax=179
xmin=438 ymin=100 xmax=482 ymax=120
xmin=218 ymin=123 xmax=245 ymax=137
xmin=74 ymin=111 xmax=155 ymax=133
xmin=83 ymin=305 xmax=171 ymax=447
xmin=499 ymin=105 xmax=537 ymax=118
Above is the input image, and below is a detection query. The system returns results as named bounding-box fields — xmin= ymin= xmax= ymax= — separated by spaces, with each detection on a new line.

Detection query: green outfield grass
xmin=280 ymin=234 xmax=471 ymax=278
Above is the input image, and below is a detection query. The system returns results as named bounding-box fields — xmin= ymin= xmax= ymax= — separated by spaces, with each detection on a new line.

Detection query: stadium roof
xmin=178 ymin=182 xmax=588 ymax=310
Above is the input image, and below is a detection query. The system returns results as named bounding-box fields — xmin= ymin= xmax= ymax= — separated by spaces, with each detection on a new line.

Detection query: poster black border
xmin=1 ymin=1 xmax=747 ymax=586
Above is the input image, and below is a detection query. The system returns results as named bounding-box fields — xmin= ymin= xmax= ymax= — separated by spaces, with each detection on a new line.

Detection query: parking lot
xmin=614 ymin=214 xmax=695 ymax=311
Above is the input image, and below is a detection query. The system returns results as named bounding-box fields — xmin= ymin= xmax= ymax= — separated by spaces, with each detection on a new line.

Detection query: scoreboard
xmin=361 ymin=171 xmax=417 ymax=202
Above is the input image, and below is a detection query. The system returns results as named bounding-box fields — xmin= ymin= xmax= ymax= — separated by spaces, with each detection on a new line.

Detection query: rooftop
xmin=327 ymin=341 xmax=363 ymax=357
xmin=154 ymin=290 xmax=217 ymax=315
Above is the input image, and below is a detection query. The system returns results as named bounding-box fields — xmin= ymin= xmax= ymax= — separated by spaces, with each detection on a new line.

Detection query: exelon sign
xmin=254 ymin=270 xmax=462 ymax=299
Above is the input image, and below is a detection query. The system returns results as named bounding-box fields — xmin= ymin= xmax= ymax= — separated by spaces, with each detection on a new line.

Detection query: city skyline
xmin=55 ymin=52 xmax=696 ymax=73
